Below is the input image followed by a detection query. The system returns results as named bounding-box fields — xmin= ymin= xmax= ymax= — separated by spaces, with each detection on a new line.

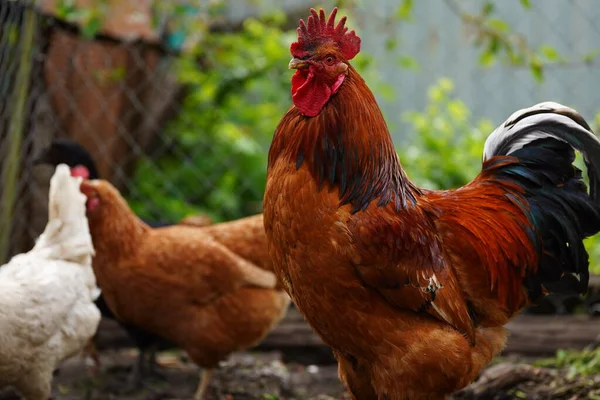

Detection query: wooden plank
xmin=95 ymin=307 xmax=600 ymax=364
xmin=504 ymin=315 xmax=600 ymax=355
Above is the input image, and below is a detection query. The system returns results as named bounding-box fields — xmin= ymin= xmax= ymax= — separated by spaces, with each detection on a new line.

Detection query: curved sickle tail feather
xmin=484 ymin=102 xmax=600 ymax=203
xmin=483 ymin=102 xmax=600 ymax=299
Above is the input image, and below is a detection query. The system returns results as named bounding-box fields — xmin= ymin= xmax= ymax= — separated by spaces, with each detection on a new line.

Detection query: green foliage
xmin=581 ymin=113 xmax=600 ymax=275
xmin=128 ymin=6 xmax=384 ymax=223
xmin=398 ymin=54 xmax=420 ymax=70
xmin=441 ymin=0 xmax=598 ymax=82
xmin=397 ymin=0 xmax=413 ymax=20
xmin=536 ymin=347 xmax=600 ymax=379
xmin=398 ymin=78 xmax=494 ymax=190
xmin=130 ymin=14 xmax=293 ymax=222
xmin=55 ymin=0 xmax=107 ymax=39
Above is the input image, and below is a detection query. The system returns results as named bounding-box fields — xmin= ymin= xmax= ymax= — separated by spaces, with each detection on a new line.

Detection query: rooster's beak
xmin=289 ymin=58 xmax=308 ymax=70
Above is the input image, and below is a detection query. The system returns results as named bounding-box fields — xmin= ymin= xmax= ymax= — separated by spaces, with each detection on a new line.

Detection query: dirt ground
xmin=2 ymin=349 xmax=600 ymax=400
xmin=0 ymin=350 xmax=348 ymax=400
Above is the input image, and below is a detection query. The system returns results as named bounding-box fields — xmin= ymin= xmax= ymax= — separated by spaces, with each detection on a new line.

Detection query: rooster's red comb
xmin=290 ymin=8 xmax=361 ymax=61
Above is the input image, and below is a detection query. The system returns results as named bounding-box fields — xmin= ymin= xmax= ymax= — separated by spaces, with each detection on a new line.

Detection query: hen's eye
xmin=325 ymin=56 xmax=335 ymax=65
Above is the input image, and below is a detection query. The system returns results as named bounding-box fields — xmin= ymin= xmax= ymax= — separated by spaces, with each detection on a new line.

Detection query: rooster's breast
xmin=264 ymin=163 xmax=384 ymax=353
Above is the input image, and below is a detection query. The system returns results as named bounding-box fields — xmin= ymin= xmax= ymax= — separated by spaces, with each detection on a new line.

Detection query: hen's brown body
xmin=199 ymin=214 xmax=271 ymax=271
xmin=264 ymin=8 xmax=600 ymax=400
xmin=81 ymin=180 xmax=290 ymax=399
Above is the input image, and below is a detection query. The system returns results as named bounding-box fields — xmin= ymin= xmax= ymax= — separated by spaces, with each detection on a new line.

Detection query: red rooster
xmin=264 ymin=8 xmax=600 ymax=399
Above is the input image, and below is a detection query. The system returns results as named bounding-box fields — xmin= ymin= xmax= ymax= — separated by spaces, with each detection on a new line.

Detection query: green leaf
xmin=509 ymin=52 xmax=525 ymax=66
xmin=529 ymin=58 xmax=544 ymax=82
xmin=583 ymin=50 xmax=600 ymax=63
xmin=55 ymin=0 xmax=76 ymax=20
xmin=447 ymin=100 xmax=469 ymax=121
xmin=386 ymin=38 xmax=398 ymax=51
xmin=379 ymin=84 xmax=396 ymax=102
xmin=57 ymin=385 xmax=70 ymax=395
xmin=438 ymin=77 xmax=454 ymax=93
xmin=479 ymin=50 xmax=496 ymax=67
xmin=482 ymin=2 xmax=495 ymax=16
xmin=398 ymin=55 xmax=420 ymax=70
xmin=488 ymin=37 xmax=500 ymax=54
xmin=520 ymin=0 xmax=532 ymax=8
xmin=487 ymin=18 xmax=509 ymax=32
xmin=81 ymin=16 xmax=102 ymax=39
xmin=539 ymin=44 xmax=559 ymax=61
xmin=514 ymin=390 xmax=527 ymax=399
xmin=397 ymin=0 xmax=413 ymax=20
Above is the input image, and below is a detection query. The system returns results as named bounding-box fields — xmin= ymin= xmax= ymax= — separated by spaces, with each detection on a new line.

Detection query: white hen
xmin=0 ymin=164 xmax=101 ymax=400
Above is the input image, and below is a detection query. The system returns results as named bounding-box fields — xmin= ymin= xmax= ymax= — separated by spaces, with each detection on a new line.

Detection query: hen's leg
xmin=146 ymin=346 xmax=167 ymax=380
xmin=83 ymin=339 xmax=102 ymax=371
xmin=125 ymin=350 xmax=146 ymax=390
xmin=193 ymin=368 xmax=214 ymax=400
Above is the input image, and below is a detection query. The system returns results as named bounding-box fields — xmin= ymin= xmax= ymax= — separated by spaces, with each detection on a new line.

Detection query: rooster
xmin=263 ymin=8 xmax=600 ymax=399
xmin=0 ymin=164 xmax=101 ymax=400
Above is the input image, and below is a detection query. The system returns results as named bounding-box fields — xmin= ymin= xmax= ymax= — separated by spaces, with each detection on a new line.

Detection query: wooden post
xmin=0 ymin=7 xmax=36 ymax=263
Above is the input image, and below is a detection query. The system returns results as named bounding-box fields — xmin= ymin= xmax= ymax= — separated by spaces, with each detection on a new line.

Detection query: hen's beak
xmin=289 ymin=58 xmax=308 ymax=70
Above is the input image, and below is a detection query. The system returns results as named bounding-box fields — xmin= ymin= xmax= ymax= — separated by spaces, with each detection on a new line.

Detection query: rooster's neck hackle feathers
xmin=270 ymin=67 xmax=419 ymax=212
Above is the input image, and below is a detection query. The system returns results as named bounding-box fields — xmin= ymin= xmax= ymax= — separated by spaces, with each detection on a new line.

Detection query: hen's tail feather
xmin=483 ymin=103 xmax=600 ymax=299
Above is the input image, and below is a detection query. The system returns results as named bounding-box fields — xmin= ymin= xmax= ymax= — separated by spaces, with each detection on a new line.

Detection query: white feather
xmin=483 ymin=102 xmax=591 ymax=160
xmin=0 ymin=164 xmax=100 ymax=399
xmin=482 ymin=101 xmax=600 ymax=204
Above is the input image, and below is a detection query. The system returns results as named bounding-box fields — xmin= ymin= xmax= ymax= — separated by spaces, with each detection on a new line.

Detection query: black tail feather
xmin=485 ymin=103 xmax=600 ymax=298
xmin=484 ymin=102 xmax=600 ymax=206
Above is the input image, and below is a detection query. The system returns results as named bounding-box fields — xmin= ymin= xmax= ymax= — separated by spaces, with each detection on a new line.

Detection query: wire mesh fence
xmin=1 ymin=0 xmax=599 ymax=263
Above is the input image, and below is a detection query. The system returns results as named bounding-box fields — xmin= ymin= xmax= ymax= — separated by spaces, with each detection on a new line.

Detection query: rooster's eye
xmin=325 ymin=55 xmax=335 ymax=65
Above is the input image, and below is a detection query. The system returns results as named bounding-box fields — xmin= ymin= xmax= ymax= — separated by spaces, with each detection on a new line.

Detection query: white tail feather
xmin=483 ymin=102 xmax=600 ymax=203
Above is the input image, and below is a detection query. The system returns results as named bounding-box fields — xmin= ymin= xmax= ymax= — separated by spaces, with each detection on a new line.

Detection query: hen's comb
xmin=290 ymin=8 xmax=361 ymax=61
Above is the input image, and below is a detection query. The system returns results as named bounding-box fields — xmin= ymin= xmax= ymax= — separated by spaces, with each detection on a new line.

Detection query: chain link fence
xmin=1 ymin=0 xmax=599 ymax=263
xmin=0 ymin=0 xmax=208 ymax=261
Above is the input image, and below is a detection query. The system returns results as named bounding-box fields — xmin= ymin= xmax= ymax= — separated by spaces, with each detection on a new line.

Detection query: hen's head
xmin=289 ymin=8 xmax=361 ymax=117
xmin=79 ymin=179 xmax=125 ymax=216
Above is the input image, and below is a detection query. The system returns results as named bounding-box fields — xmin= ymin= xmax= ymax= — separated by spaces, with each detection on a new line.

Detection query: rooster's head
xmin=289 ymin=8 xmax=361 ymax=117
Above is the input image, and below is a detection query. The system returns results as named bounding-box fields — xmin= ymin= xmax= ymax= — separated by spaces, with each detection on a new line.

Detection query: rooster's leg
xmin=125 ymin=350 xmax=146 ymax=391
xmin=193 ymin=368 xmax=214 ymax=400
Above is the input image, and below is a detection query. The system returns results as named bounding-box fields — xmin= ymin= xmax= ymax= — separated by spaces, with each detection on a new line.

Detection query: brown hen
xmin=80 ymin=179 xmax=290 ymax=399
